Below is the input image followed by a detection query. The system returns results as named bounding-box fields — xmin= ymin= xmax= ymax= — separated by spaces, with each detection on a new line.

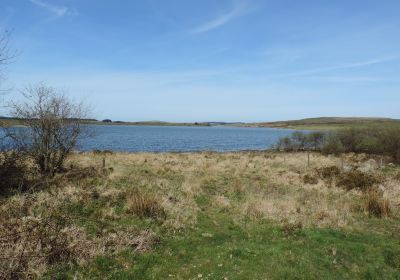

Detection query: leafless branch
xmin=7 ymin=83 xmax=93 ymax=176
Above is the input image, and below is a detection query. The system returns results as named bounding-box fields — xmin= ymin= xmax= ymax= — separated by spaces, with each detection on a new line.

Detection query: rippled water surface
xmin=77 ymin=125 xmax=295 ymax=152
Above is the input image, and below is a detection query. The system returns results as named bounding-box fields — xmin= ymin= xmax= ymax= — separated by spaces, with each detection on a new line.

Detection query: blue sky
xmin=1 ymin=0 xmax=400 ymax=122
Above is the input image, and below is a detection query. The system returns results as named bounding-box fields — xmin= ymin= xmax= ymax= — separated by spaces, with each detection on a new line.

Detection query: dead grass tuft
xmin=126 ymin=192 xmax=166 ymax=220
xmin=244 ymin=201 xmax=264 ymax=220
xmin=131 ymin=229 xmax=159 ymax=252
xmin=101 ymin=229 xmax=158 ymax=253
xmin=365 ymin=190 xmax=391 ymax=218
xmin=61 ymin=166 xmax=104 ymax=181
xmin=282 ymin=220 xmax=303 ymax=236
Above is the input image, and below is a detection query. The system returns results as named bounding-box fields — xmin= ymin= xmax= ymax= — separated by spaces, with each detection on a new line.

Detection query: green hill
xmin=257 ymin=117 xmax=400 ymax=130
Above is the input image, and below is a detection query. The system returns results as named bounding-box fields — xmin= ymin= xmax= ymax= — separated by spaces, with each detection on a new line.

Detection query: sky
xmin=1 ymin=0 xmax=400 ymax=122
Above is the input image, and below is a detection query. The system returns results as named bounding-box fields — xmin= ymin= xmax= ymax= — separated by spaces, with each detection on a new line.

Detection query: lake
xmin=77 ymin=125 xmax=295 ymax=152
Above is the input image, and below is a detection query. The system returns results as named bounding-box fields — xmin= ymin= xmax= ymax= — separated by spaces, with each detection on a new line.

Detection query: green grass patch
xmin=50 ymin=210 xmax=400 ymax=279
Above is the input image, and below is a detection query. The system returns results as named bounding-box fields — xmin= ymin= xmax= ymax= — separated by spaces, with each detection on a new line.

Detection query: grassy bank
xmin=3 ymin=116 xmax=400 ymax=130
xmin=257 ymin=117 xmax=400 ymax=130
xmin=1 ymin=151 xmax=400 ymax=279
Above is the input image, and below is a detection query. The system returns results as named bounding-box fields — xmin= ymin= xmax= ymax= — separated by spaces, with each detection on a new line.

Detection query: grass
xmin=55 ymin=214 xmax=400 ymax=279
xmin=256 ymin=117 xmax=400 ymax=130
xmin=1 ymin=151 xmax=400 ymax=279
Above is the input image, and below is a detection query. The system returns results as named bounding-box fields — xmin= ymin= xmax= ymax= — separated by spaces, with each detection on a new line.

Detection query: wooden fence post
xmin=102 ymin=157 xmax=106 ymax=169
xmin=307 ymin=152 xmax=310 ymax=168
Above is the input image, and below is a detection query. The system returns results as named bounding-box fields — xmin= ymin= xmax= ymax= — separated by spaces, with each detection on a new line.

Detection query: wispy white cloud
xmin=192 ymin=1 xmax=249 ymax=33
xmin=29 ymin=0 xmax=77 ymax=18
xmin=286 ymin=56 xmax=399 ymax=77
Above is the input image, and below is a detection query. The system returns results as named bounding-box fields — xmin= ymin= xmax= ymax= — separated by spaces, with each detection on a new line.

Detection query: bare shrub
xmin=364 ymin=189 xmax=391 ymax=218
xmin=0 ymin=30 xmax=14 ymax=90
xmin=0 ymin=151 xmax=32 ymax=194
xmin=337 ymin=170 xmax=381 ymax=191
xmin=0 ymin=192 xmax=160 ymax=279
xmin=8 ymin=84 xmax=92 ymax=176
xmin=126 ymin=192 xmax=166 ymax=220
xmin=282 ymin=220 xmax=303 ymax=236
xmin=0 ymin=207 xmax=94 ymax=279
xmin=315 ymin=166 xmax=341 ymax=180
xmin=302 ymin=174 xmax=318 ymax=184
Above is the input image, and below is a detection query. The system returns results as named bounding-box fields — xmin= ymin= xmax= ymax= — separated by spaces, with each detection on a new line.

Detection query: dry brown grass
xmin=67 ymin=152 xmax=399 ymax=227
xmin=337 ymin=169 xmax=382 ymax=191
xmin=126 ymin=192 xmax=166 ymax=220
xmin=302 ymin=174 xmax=318 ymax=184
xmin=365 ymin=189 xmax=391 ymax=217
xmin=0 ymin=198 xmax=96 ymax=279
xmin=0 ymin=193 xmax=160 ymax=279
xmin=1 ymin=151 xmax=399 ymax=278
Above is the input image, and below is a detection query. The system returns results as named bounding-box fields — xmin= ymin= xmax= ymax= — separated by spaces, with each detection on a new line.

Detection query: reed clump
xmin=126 ymin=191 xmax=166 ymax=220
xmin=365 ymin=189 xmax=391 ymax=218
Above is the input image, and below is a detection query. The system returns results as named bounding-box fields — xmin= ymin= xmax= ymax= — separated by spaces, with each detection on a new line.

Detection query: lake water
xmin=77 ymin=125 xmax=295 ymax=152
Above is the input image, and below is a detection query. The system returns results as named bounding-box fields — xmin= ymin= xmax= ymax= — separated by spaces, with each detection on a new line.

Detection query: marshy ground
xmin=1 ymin=151 xmax=400 ymax=279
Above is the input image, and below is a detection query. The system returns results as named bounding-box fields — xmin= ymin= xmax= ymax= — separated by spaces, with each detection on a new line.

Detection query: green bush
xmin=321 ymin=135 xmax=344 ymax=155
xmin=337 ymin=128 xmax=364 ymax=152
xmin=276 ymin=127 xmax=400 ymax=164
xmin=379 ymin=128 xmax=400 ymax=163
xmin=306 ymin=131 xmax=325 ymax=151
xmin=275 ymin=136 xmax=294 ymax=151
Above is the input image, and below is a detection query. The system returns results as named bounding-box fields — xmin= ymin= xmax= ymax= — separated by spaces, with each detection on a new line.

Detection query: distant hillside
xmin=257 ymin=117 xmax=400 ymax=130
xmin=3 ymin=116 xmax=399 ymax=130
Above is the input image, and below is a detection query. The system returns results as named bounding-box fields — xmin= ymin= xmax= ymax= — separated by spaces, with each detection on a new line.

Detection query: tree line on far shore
xmin=275 ymin=128 xmax=400 ymax=163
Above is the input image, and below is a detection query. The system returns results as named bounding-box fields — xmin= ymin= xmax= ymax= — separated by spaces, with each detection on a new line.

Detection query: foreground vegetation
xmin=1 ymin=151 xmax=400 ymax=279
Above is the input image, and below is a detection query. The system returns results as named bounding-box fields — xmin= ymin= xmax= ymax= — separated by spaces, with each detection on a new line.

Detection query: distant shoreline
xmin=2 ymin=116 xmax=400 ymax=130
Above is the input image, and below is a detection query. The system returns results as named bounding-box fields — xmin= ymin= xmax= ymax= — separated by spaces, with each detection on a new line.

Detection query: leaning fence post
xmin=102 ymin=157 xmax=106 ymax=169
